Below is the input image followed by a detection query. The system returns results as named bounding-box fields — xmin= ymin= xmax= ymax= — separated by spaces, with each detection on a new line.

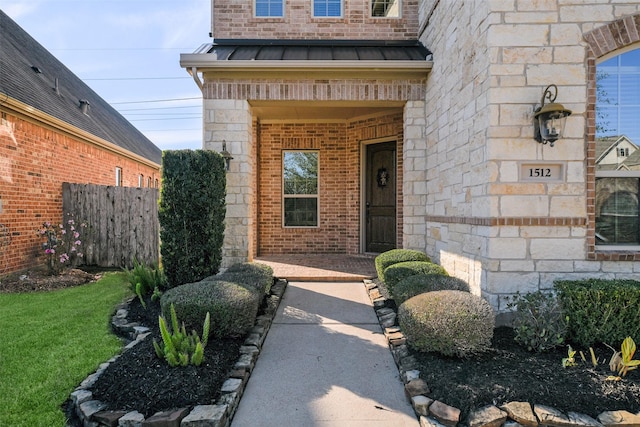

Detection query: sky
xmin=3 ymin=0 xmax=211 ymax=151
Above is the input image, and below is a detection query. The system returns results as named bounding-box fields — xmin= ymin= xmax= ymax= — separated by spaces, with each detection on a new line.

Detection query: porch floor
xmin=254 ymin=254 xmax=377 ymax=281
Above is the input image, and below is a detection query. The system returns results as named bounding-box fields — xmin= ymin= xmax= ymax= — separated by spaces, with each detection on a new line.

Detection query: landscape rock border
xmin=67 ymin=279 xmax=287 ymax=427
xmin=67 ymin=277 xmax=640 ymax=427
xmin=363 ymin=279 xmax=640 ymax=427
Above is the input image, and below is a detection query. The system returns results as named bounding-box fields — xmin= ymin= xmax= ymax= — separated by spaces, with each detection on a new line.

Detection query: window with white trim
xmin=371 ymin=0 xmax=399 ymax=17
xmin=256 ymin=0 xmax=283 ymax=17
xmin=595 ymin=48 xmax=640 ymax=246
xmin=283 ymin=151 xmax=319 ymax=227
xmin=138 ymin=174 xmax=144 ymax=188
xmin=313 ymin=0 xmax=341 ymax=17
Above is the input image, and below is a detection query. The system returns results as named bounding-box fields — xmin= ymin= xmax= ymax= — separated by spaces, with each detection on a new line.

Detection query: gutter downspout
xmin=188 ymin=67 xmax=204 ymax=91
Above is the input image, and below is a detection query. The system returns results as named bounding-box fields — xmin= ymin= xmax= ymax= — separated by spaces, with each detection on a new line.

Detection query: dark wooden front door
xmin=365 ymin=142 xmax=397 ymax=253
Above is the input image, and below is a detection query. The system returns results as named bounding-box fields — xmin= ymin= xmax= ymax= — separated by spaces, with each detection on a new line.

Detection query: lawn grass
xmin=0 ymin=272 xmax=131 ymax=427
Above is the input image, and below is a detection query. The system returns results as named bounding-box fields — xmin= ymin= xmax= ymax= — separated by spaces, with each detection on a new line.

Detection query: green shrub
xmin=398 ymin=290 xmax=494 ymax=358
xmin=384 ymin=261 xmax=448 ymax=296
xmin=160 ymin=280 xmax=260 ymax=338
xmin=506 ymin=291 xmax=567 ymax=352
xmin=159 ymin=150 xmax=226 ymax=288
xmin=393 ymin=274 xmax=470 ymax=304
xmin=375 ymin=249 xmax=430 ymax=282
xmin=554 ymin=279 xmax=640 ymax=347
xmin=220 ymin=262 xmax=274 ymax=295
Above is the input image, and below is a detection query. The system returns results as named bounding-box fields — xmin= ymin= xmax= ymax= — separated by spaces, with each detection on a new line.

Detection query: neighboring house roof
xmin=205 ymin=39 xmax=431 ymax=61
xmin=595 ymin=135 xmax=640 ymax=170
xmin=596 ymin=134 xmax=637 ymax=159
xmin=620 ymin=146 xmax=640 ymax=170
xmin=0 ymin=10 xmax=161 ymax=165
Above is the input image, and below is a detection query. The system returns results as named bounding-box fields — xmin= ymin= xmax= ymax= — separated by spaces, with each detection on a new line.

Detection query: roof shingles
xmin=0 ymin=10 xmax=161 ymax=164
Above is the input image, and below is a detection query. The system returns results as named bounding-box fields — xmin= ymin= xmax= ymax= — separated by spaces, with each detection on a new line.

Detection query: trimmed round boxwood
xmin=213 ymin=262 xmax=274 ymax=295
xmin=160 ymin=280 xmax=261 ymax=339
xmin=398 ymin=290 xmax=495 ymax=358
xmin=375 ymin=249 xmax=431 ymax=283
xmin=384 ymin=261 xmax=448 ymax=296
xmin=393 ymin=274 xmax=470 ymax=304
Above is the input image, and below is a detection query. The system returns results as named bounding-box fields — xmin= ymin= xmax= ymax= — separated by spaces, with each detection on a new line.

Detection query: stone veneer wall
xmin=417 ymin=0 xmax=640 ymax=313
xmin=212 ymin=0 xmax=419 ymax=40
xmin=202 ymin=99 xmax=255 ymax=269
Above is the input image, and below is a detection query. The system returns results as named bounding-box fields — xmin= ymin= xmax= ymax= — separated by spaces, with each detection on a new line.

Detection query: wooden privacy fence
xmin=62 ymin=183 xmax=160 ymax=269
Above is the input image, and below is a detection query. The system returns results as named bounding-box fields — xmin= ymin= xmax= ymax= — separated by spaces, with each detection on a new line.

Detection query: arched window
xmin=595 ymin=48 xmax=640 ymax=247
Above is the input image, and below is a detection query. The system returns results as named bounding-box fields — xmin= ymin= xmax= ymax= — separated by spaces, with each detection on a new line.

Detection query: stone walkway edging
xmin=363 ymin=279 xmax=640 ymax=427
xmin=67 ymin=279 xmax=287 ymax=427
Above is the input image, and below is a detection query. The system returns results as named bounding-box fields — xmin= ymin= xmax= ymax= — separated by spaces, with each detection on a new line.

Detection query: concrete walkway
xmin=231 ymin=281 xmax=419 ymax=427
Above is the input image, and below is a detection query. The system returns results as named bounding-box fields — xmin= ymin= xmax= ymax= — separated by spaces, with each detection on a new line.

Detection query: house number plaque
xmin=519 ymin=163 xmax=564 ymax=182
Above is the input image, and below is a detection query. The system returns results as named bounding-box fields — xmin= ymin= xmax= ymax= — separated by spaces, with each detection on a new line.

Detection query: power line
xmin=140 ymin=128 xmax=202 ymax=132
xmin=84 ymin=77 xmax=191 ymax=81
xmin=111 ymin=97 xmax=201 ymax=105
xmin=127 ymin=117 xmax=200 ymax=122
xmin=122 ymin=112 xmax=201 ymax=116
xmin=118 ymin=105 xmax=201 ymax=112
xmin=52 ymin=47 xmax=195 ymax=51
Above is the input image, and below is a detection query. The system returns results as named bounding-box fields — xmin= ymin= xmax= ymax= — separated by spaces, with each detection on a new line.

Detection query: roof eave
xmin=180 ymin=55 xmax=433 ymax=74
xmin=1 ymin=95 xmax=161 ymax=169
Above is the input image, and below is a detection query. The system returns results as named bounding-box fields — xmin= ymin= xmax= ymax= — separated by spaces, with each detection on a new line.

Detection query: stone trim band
xmin=426 ymin=216 xmax=587 ymax=227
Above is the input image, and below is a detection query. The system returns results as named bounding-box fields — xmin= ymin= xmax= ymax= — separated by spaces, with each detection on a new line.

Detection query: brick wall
xmin=256 ymin=113 xmax=403 ymax=255
xmin=258 ymin=122 xmax=349 ymax=254
xmin=213 ymin=0 xmax=419 ymax=40
xmin=0 ymin=113 xmax=160 ymax=275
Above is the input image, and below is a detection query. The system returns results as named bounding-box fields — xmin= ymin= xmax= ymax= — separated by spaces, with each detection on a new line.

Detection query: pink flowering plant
xmin=38 ymin=214 xmax=87 ymax=274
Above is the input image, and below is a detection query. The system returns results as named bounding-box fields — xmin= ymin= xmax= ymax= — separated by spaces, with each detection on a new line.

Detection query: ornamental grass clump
xmin=124 ymin=259 xmax=167 ymax=309
xmin=375 ymin=249 xmax=431 ymax=283
xmin=161 ymin=279 xmax=260 ymax=338
xmin=153 ymin=303 xmax=210 ymax=367
xmin=393 ymin=274 xmax=470 ymax=305
xmin=398 ymin=290 xmax=495 ymax=358
xmin=384 ymin=261 xmax=448 ymax=297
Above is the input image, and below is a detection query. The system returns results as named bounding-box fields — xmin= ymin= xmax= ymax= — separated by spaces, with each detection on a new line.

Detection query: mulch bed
xmin=0 ymin=266 xmax=98 ymax=293
xmin=77 ymin=294 xmax=243 ymax=418
xmin=3 ymin=269 xmax=638 ymax=424
xmin=412 ymin=326 xmax=640 ymax=421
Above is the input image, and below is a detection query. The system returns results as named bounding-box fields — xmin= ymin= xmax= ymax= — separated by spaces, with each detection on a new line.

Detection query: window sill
xmin=596 ymin=245 xmax=640 ymax=252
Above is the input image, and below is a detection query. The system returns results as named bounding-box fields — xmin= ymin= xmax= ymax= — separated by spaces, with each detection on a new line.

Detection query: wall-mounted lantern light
xmin=533 ymin=84 xmax=572 ymax=147
xmin=220 ymin=140 xmax=233 ymax=171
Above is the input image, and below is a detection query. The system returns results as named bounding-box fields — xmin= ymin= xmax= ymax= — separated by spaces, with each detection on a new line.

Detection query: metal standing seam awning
xmin=180 ymin=39 xmax=433 ymax=89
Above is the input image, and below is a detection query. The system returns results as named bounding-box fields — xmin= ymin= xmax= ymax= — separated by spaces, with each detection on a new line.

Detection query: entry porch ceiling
xmin=249 ymin=100 xmax=404 ymax=121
